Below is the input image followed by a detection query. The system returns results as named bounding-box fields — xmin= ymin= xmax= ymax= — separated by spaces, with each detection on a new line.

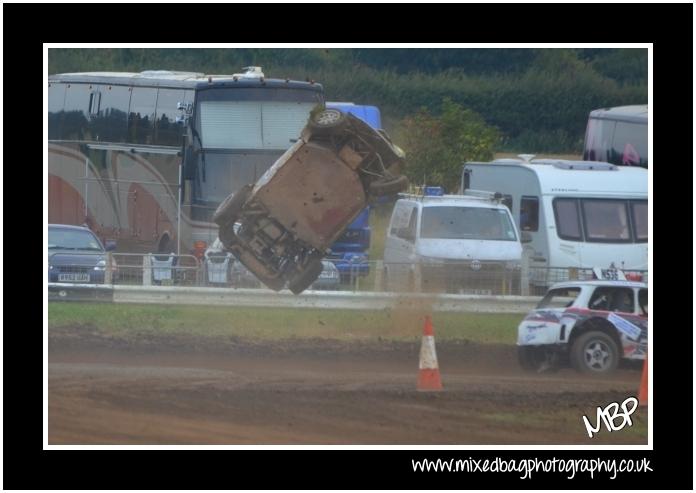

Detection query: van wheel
xmin=213 ymin=184 xmax=252 ymax=227
xmin=570 ymin=331 xmax=619 ymax=375
xmin=368 ymin=174 xmax=409 ymax=197
xmin=288 ymin=259 xmax=324 ymax=295
xmin=308 ymin=108 xmax=347 ymax=135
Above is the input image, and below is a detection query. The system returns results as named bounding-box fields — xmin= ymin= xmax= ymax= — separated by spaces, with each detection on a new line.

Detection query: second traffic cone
xmin=638 ymin=354 xmax=648 ymax=407
xmin=417 ymin=315 xmax=443 ymax=391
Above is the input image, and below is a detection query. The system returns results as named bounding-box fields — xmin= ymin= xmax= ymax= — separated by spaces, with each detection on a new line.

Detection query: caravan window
xmin=553 ymin=199 xmax=582 ymax=241
xmin=582 ymin=200 xmax=630 ymax=242
xmin=520 ymin=196 xmax=539 ymax=232
xmin=631 ymin=200 xmax=648 ymax=242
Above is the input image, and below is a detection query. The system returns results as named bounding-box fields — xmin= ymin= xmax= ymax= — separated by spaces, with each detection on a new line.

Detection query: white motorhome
xmin=461 ymin=157 xmax=648 ymax=279
xmin=383 ymin=188 xmax=524 ymax=294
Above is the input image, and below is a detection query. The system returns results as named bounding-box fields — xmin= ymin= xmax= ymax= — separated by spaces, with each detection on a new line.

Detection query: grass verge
xmin=48 ymin=302 xmax=524 ymax=344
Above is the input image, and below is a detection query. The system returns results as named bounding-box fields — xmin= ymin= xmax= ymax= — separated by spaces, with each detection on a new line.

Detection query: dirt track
xmin=48 ymin=326 xmax=647 ymax=445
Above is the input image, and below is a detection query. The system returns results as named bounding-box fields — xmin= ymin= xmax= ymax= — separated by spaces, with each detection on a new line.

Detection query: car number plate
xmin=59 ymin=273 xmax=90 ymax=282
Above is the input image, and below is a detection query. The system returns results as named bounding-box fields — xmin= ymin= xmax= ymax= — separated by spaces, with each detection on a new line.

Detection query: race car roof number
xmin=593 ymin=267 xmax=627 ymax=281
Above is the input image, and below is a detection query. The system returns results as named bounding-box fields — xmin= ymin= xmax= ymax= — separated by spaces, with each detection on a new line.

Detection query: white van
xmin=383 ymin=189 xmax=524 ymax=294
xmin=461 ymin=157 xmax=648 ymax=284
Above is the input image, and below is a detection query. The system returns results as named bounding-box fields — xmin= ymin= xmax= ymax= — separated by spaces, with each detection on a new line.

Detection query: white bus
xmin=583 ymin=105 xmax=648 ymax=168
xmin=48 ymin=67 xmax=324 ymax=257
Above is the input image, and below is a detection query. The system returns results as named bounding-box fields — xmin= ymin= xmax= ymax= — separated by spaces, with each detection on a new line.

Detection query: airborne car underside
xmin=213 ymin=107 xmax=408 ymax=294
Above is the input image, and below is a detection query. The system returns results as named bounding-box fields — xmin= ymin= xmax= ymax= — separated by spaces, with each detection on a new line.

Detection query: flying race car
xmin=213 ymin=107 xmax=408 ymax=294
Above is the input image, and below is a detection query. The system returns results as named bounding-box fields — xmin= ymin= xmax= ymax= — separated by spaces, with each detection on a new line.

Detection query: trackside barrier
xmin=48 ymin=252 xmax=648 ymax=295
xmin=47 ymin=283 xmax=540 ymax=313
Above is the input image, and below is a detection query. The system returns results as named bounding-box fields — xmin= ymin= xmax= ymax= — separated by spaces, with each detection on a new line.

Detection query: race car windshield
xmin=420 ymin=207 xmax=517 ymax=241
xmin=537 ymin=287 xmax=581 ymax=309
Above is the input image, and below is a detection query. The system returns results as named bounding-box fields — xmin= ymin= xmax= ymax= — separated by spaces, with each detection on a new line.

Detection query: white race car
xmin=517 ymin=272 xmax=648 ymax=375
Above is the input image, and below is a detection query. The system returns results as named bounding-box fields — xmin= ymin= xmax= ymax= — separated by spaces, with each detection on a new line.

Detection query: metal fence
xmin=48 ymin=252 xmax=648 ymax=297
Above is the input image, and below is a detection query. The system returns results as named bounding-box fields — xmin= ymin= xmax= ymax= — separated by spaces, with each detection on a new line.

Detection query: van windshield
xmin=420 ymin=206 xmax=517 ymax=241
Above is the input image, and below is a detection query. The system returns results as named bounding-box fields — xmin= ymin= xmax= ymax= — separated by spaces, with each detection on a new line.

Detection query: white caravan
xmin=460 ymin=157 xmax=648 ymax=275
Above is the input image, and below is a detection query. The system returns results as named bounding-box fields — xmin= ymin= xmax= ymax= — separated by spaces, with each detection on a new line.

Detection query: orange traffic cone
xmin=638 ymin=354 xmax=648 ymax=407
xmin=417 ymin=315 xmax=443 ymax=391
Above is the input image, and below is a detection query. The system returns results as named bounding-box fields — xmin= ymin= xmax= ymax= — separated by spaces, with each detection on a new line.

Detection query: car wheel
xmin=308 ymin=108 xmax=348 ymax=135
xmin=570 ymin=330 xmax=619 ymax=375
xmin=368 ymin=174 xmax=409 ymax=197
xmin=288 ymin=259 xmax=324 ymax=295
xmin=213 ymin=184 xmax=252 ymax=227
xmin=518 ymin=346 xmax=552 ymax=372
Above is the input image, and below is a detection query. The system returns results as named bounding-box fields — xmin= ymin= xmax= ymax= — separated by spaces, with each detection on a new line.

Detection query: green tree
xmin=48 ymin=48 xmax=647 ymax=153
xmin=396 ymin=98 xmax=499 ymax=192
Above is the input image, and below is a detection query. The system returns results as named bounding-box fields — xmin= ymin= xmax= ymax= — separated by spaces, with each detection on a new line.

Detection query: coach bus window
xmin=631 ymin=200 xmax=648 ymax=242
xmin=611 ymin=121 xmax=648 ymax=168
xmin=196 ymin=87 xmax=322 ymax=150
xmin=553 ymin=198 xmax=582 ymax=241
xmin=582 ymin=199 xmax=630 ymax=242
xmin=89 ymin=84 xmax=130 ymax=143
xmin=200 ymin=100 xmax=263 ymax=149
xmin=62 ymin=83 xmax=91 ymax=141
xmin=128 ymin=87 xmax=157 ymax=145
xmin=154 ymin=88 xmax=190 ymax=146
xmin=583 ymin=118 xmax=614 ymax=162
xmin=261 ymin=101 xmax=318 ymax=148
xmin=48 ymin=83 xmax=66 ymax=140
xmin=519 ymin=196 xmax=538 ymax=232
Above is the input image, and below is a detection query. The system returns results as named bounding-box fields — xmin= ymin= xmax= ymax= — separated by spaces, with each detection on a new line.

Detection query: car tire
xmin=368 ymin=174 xmax=409 ymax=197
xmin=288 ymin=259 xmax=324 ymax=295
xmin=213 ymin=184 xmax=252 ymax=227
xmin=308 ymin=108 xmax=348 ymax=136
xmin=570 ymin=330 xmax=620 ymax=375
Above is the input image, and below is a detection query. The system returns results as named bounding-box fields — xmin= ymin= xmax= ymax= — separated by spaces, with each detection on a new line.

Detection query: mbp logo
xmin=582 ymin=397 xmax=639 ymax=438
